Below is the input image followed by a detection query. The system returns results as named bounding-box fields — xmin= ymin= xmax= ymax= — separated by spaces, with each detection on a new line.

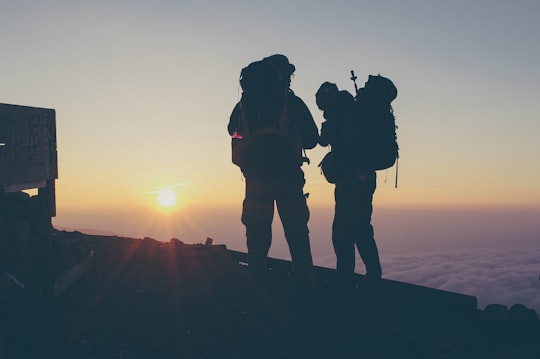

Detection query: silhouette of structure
xmin=0 ymin=103 xmax=58 ymax=298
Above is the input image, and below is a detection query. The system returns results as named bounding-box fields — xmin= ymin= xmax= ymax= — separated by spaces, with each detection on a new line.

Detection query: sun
xmin=156 ymin=189 xmax=177 ymax=207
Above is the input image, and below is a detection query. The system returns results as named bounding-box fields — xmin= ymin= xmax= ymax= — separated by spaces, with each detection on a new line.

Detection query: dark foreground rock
xmin=1 ymin=230 xmax=539 ymax=359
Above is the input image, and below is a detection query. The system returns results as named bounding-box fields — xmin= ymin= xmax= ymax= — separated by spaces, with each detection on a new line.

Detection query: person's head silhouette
xmin=315 ymin=82 xmax=339 ymax=111
xmin=263 ymin=54 xmax=296 ymax=88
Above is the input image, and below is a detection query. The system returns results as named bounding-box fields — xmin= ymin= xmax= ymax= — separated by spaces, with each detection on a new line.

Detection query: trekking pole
xmin=350 ymin=70 xmax=359 ymax=95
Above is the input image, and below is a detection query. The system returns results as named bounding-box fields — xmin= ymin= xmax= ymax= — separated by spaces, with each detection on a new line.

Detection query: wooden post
xmin=37 ymin=179 xmax=56 ymax=231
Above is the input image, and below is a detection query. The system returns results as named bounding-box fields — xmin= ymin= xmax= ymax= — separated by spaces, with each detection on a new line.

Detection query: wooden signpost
xmin=0 ymin=103 xmax=58 ymax=228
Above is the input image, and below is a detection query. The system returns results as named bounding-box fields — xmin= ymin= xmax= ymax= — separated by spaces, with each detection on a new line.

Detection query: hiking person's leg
xmin=242 ymin=180 xmax=275 ymax=282
xmin=276 ymin=176 xmax=315 ymax=302
xmin=333 ymin=180 xmax=357 ymax=289
xmin=353 ymin=177 xmax=382 ymax=280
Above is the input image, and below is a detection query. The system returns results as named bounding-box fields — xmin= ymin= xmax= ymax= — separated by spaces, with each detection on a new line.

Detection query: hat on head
xmin=315 ymin=82 xmax=339 ymax=110
xmin=263 ymin=54 xmax=296 ymax=77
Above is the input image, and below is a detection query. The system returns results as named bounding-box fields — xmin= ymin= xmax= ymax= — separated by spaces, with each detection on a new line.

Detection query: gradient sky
xmin=2 ymin=0 xmax=539 ymax=312
xmin=2 ymin=0 xmax=539 ymax=213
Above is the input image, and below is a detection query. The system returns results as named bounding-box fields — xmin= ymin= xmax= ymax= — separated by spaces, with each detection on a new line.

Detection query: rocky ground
xmin=1 ymin=228 xmax=540 ymax=359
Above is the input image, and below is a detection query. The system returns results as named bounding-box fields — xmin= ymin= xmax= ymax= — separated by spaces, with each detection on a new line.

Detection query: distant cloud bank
xmin=379 ymin=247 xmax=540 ymax=313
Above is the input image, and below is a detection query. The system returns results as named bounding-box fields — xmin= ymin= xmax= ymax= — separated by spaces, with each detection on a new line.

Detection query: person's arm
xmin=290 ymin=95 xmax=319 ymax=150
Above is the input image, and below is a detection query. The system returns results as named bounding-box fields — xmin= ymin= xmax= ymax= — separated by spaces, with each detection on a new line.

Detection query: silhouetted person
xmin=317 ymin=76 xmax=397 ymax=290
xmin=228 ymin=54 xmax=319 ymax=305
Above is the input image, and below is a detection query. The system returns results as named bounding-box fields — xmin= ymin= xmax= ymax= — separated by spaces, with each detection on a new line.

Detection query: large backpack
xmin=231 ymin=59 xmax=303 ymax=176
xmin=316 ymin=74 xmax=399 ymax=185
xmin=352 ymin=74 xmax=399 ymax=172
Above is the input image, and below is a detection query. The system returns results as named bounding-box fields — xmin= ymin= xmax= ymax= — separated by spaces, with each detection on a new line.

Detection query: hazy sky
xmin=2 ymin=0 xmax=539 ymax=213
xmin=2 ymin=0 xmax=539 ymax=313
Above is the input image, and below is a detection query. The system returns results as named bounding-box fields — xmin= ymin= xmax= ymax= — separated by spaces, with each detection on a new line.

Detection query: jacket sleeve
xmin=290 ymin=95 xmax=319 ymax=150
xmin=319 ymin=121 xmax=331 ymax=147
xmin=227 ymin=102 xmax=241 ymax=136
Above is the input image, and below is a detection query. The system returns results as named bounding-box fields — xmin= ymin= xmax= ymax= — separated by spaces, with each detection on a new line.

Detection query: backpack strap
xmin=239 ymin=95 xmax=289 ymax=137
xmin=238 ymin=101 xmax=250 ymax=136
xmin=394 ymin=157 xmax=399 ymax=188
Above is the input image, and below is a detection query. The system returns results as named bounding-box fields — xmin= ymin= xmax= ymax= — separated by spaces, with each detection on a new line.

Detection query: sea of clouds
xmin=306 ymin=206 xmax=540 ymax=314
xmin=314 ymin=245 xmax=540 ymax=314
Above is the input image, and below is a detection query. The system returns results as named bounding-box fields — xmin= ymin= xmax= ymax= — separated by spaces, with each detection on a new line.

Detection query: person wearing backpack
xmin=228 ymin=54 xmax=319 ymax=307
xmin=316 ymin=75 xmax=397 ymax=292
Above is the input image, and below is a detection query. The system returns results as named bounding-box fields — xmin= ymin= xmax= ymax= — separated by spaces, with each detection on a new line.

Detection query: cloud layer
xmin=316 ymin=246 xmax=540 ymax=314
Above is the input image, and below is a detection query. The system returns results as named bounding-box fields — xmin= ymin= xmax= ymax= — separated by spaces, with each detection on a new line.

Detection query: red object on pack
xmin=232 ymin=131 xmax=243 ymax=139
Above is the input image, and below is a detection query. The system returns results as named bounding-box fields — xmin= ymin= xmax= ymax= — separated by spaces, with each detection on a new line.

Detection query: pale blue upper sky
xmin=2 ymin=1 xmax=540 ymax=217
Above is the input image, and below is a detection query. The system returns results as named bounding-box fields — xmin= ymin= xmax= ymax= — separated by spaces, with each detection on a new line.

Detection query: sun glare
xmin=157 ymin=189 xmax=177 ymax=207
